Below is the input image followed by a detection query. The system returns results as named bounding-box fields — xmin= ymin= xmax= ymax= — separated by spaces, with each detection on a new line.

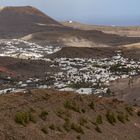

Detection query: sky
xmin=0 ymin=0 xmax=140 ymax=26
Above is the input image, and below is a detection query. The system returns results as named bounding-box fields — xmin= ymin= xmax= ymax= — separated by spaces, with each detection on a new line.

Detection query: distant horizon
xmin=0 ymin=0 xmax=140 ymax=26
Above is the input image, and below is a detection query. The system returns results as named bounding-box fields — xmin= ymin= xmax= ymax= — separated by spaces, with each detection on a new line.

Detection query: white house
xmin=76 ymin=88 xmax=95 ymax=94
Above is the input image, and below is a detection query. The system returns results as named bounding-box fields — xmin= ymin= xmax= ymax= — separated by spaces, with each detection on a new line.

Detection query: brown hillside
xmin=62 ymin=21 xmax=140 ymax=37
xmin=0 ymin=89 xmax=139 ymax=140
xmin=23 ymin=29 xmax=140 ymax=47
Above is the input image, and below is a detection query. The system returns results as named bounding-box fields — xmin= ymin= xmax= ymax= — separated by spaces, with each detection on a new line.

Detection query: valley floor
xmin=0 ymin=39 xmax=140 ymax=105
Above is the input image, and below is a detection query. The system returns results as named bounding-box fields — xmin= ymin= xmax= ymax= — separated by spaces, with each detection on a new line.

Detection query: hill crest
xmin=0 ymin=6 xmax=62 ymax=38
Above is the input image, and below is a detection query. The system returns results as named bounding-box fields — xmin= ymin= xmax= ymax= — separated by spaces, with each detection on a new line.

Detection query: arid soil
xmin=0 ymin=89 xmax=139 ymax=140
xmin=47 ymin=47 xmax=117 ymax=59
xmin=23 ymin=29 xmax=140 ymax=48
xmin=62 ymin=21 xmax=140 ymax=37
xmin=47 ymin=46 xmax=140 ymax=61
xmin=0 ymin=56 xmax=59 ymax=79
xmin=110 ymin=75 xmax=140 ymax=106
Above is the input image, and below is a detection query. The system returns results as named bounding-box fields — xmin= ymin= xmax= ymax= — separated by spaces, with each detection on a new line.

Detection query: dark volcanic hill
xmin=0 ymin=6 xmax=63 ymax=38
xmin=1 ymin=6 xmax=140 ymax=47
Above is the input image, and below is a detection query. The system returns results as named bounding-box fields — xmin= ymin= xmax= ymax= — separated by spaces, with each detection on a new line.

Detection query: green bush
xmin=71 ymin=123 xmax=84 ymax=134
xmin=125 ymin=113 xmax=130 ymax=121
xmin=49 ymin=124 xmax=55 ymax=130
xmin=76 ymin=135 xmax=81 ymax=140
xmin=91 ymin=121 xmax=97 ymax=126
xmin=64 ymin=100 xmax=80 ymax=113
xmin=56 ymin=126 xmax=63 ymax=132
xmin=106 ymin=88 xmax=112 ymax=95
xmin=137 ymin=111 xmax=140 ymax=117
xmin=110 ymin=64 xmax=132 ymax=74
xmin=95 ymin=125 xmax=102 ymax=133
xmin=96 ymin=115 xmax=103 ymax=125
xmin=15 ymin=112 xmax=29 ymax=126
xmin=68 ymin=82 xmax=93 ymax=89
xmin=106 ymin=110 xmax=116 ymax=125
xmin=56 ymin=109 xmax=71 ymax=119
xmin=30 ymin=112 xmax=36 ymax=122
xmin=125 ymin=106 xmax=133 ymax=116
xmin=79 ymin=117 xmax=88 ymax=126
xmin=15 ymin=111 xmax=35 ymax=126
xmin=63 ymin=118 xmax=71 ymax=132
xmin=117 ymin=113 xmax=125 ymax=124
xmin=88 ymin=101 xmax=95 ymax=110
xmin=40 ymin=111 xmax=48 ymax=120
xmin=81 ymin=109 xmax=86 ymax=113
xmin=41 ymin=126 xmax=48 ymax=134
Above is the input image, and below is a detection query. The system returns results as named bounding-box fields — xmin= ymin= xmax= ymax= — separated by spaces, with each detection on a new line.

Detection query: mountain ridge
xmin=0 ymin=6 xmax=140 ymax=48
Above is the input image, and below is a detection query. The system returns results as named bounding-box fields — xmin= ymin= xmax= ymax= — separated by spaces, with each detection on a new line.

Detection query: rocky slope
xmin=0 ymin=89 xmax=140 ymax=140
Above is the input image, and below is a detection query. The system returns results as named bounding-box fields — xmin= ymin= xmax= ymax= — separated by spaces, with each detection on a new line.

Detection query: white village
xmin=0 ymin=39 xmax=139 ymax=96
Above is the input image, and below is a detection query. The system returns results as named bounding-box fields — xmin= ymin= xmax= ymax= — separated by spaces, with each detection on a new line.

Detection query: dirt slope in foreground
xmin=0 ymin=89 xmax=140 ymax=140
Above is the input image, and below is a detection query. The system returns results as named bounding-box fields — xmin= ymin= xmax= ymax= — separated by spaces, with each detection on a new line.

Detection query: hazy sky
xmin=0 ymin=0 xmax=140 ymax=26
